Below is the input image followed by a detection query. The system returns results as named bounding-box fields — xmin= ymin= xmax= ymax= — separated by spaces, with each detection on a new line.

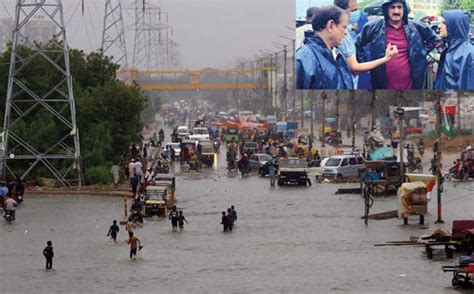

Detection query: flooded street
xmin=1 ymin=149 xmax=473 ymax=293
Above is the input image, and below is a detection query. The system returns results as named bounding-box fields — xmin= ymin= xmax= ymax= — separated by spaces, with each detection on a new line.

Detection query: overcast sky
xmin=1 ymin=0 xmax=294 ymax=69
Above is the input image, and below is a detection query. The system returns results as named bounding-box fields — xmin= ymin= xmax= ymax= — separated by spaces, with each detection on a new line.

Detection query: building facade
xmin=0 ymin=16 xmax=56 ymax=53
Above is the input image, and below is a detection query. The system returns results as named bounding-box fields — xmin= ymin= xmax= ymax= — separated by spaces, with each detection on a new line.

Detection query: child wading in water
xmin=177 ymin=210 xmax=188 ymax=231
xmin=107 ymin=220 xmax=120 ymax=243
xmin=42 ymin=241 xmax=54 ymax=270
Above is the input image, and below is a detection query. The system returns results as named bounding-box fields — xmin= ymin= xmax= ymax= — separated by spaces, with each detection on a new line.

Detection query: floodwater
xmin=1 ymin=148 xmax=473 ymax=293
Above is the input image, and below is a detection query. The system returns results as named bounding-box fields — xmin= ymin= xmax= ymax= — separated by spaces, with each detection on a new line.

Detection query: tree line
xmin=0 ymin=44 xmax=148 ymax=185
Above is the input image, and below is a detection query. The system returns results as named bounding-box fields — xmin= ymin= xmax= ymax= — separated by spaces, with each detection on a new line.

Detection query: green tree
xmin=0 ymin=44 xmax=148 ymax=184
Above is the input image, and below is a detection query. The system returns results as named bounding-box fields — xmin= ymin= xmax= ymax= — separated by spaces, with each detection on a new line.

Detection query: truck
xmin=277 ymin=157 xmax=309 ymax=186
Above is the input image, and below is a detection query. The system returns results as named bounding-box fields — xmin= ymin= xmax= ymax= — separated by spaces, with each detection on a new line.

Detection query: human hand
xmin=385 ymin=43 xmax=398 ymax=59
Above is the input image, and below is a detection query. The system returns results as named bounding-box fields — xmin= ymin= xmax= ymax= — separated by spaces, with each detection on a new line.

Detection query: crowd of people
xmin=296 ymin=0 xmax=474 ymax=90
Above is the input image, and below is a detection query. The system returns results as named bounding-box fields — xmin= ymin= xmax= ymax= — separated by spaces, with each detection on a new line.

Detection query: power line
xmin=66 ymin=0 xmax=82 ymax=27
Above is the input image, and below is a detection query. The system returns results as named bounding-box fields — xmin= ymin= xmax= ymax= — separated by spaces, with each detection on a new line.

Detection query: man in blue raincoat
xmin=355 ymin=0 xmax=439 ymax=89
xmin=435 ymin=10 xmax=474 ymax=90
xmin=296 ymin=6 xmax=353 ymax=90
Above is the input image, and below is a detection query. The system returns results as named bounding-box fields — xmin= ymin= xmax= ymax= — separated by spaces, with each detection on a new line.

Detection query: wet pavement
xmin=1 ymin=147 xmax=474 ymax=293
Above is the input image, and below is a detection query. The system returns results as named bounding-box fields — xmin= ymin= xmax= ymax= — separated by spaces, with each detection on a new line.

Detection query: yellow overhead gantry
xmin=119 ymin=67 xmax=274 ymax=90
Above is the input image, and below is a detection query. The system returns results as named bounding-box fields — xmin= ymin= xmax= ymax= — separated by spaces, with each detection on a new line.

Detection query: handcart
xmin=442 ymin=263 xmax=474 ymax=289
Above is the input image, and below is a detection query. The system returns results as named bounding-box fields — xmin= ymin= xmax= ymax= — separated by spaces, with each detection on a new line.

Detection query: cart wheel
xmin=419 ymin=215 xmax=424 ymax=225
xmin=455 ymin=276 xmax=467 ymax=288
xmin=452 ymin=277 xmax=458 ymax=286
xmin=403 ymin=218 xmax=408 ymax=225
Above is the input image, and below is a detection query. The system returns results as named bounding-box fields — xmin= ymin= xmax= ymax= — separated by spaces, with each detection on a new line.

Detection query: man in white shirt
xmin=296 ymin=7 xmax=318 ymax=49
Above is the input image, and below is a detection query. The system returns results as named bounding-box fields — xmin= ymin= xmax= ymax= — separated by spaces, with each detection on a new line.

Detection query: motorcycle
xmin=213 ymin=140 xmax=221 ymax=153
xmin=227 ymin=158 xmax=238 ymax=171
xmin=181 ymin=160 xmax=201 ymax=172
xmin=237 ymin=159 xmax=249 ymax=177
xmin=417 ymin=144 xmax=425 ymax=157
xmin=155 ymin=159 xmax=170 ymax=174
xmin=4 ymin=210 xmax=15 ymax=222
xmin=130 ymin=210 xmax=143 ymax=225
xmin=444 ymin=166 xmax=469 ymax=181
xmin=407 ymin=158 xmax=423 ymax=173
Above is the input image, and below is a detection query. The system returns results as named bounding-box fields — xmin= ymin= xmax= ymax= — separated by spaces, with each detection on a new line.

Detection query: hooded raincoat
xmin=355 ymin=0 xmax=439 ymax=89
xmin=434 ymin=10 xmax=474 ymax=90
xmin=296 ymin=36 xmax=353 ymax=89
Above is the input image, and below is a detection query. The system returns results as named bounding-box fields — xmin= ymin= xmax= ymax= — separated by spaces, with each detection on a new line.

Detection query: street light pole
xmin=351 ymin=91 xmax=356 ymax=151
xmin=321 ymin=92 xmax=327 ymax=147
xmin=435 ymin=91 xmax=444 ymax=224
xmin=395 ymin=106 xmax=405 ymax=178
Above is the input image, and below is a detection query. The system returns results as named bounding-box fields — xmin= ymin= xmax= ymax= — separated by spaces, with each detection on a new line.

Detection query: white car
xmin=188 ymin=127 xmax=210 ymax=141
xmin=322 ymin=154 xmax=365 ymax=179
xmin=165 ymin=142 xmax=181 ymax=157
xmin=177 ymin=126 xmax=190 ymax=142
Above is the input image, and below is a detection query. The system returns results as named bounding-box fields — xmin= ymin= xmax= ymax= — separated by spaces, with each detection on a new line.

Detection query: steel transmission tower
xmin=131 ymin=1 xmax=165 ymax=70
xmin=132 ymin=0 xmax=147 ymax=68
xmin=1 ymin=0 xmax=82 ymax=187
xmin=102 ymin=0 xmax=128 ymax=69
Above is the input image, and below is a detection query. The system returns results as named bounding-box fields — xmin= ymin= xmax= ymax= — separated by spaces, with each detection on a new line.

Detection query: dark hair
xmin=47 ymin=241 xmax=52 ymax=246
xmin=334 ymin=0 xmax=350 ymax=10
xmin=312 ymin=6 xmax=348 ymax=32
xmin=306 ymin=7 xmax=318 ymax=21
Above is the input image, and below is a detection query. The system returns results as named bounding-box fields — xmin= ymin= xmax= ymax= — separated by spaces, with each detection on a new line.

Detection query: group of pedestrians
xmin=221 ymin=206 xmax=237 ymax=232
xmin=296 ymin=0 xmax=474 ymax=90
xmin=168 ymin=206 xmax=189 ymax=232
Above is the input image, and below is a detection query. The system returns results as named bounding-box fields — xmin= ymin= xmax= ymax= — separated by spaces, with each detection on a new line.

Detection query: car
xmin=188 ymin=127 xmax=210 ymax=141
xmin=277 ymin=157 xmax=309 ymax=186
xmin=177 ymin=126 xmax=190 ymax=142
xmin=249 ymin=153 xmax=272 ymax=172
xmin=322 ymin=154 xmax=365 ymax=179
xmin=165 ymin=142 xmax=181 ymax=158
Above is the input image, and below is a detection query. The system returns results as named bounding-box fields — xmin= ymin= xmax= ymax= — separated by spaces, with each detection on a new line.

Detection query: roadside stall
xmin=397 ymin=173 xmax=436 ymax=225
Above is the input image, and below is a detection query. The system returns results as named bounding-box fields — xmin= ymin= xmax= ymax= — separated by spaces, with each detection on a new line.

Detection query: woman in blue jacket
xmin=435 ymin=10 xmax=474 ymax=90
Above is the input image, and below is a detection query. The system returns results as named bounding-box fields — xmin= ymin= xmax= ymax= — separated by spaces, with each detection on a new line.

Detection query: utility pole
xmin=274 ymin=52 xmax=279 ymax=118
xmin=292 ymin=40 xmax=296 ymax=123
xmin=395 ymin=106 xmax=405 ymax=178
xmin=457 ymin=91 xmax=461 ymax=131
xmin=435 ymin=91 xmax=444 ymax=224
xmin=279 ymin=36 xmax=296 ymax=123
xmin=351 ymin=91 xmax=356 ymax=151
xmin=301 ymin=92 xmax=305 ymax=130
xmin=321 ymin=92 xmax=327 ymax=147
xmin=1 ymin=0 xmax=82 ymax=187
xmin=282 ymin=45 xmax=288 ymax=121
xmin=370 ymin=91 xmax=376 ymax=130
xmin=335 ymin=91 xmax=340 ymax=130
xmin=310 ymin=91 xmax=314 ymax=143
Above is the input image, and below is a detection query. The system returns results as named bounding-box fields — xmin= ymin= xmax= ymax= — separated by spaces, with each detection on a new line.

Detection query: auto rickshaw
xmin=224 ymin=127 xmax=239 ymax=143
xmin=198 ymin=141 xmax=216 ymax=168
xmin=143 ymin=186 xmax=167 ymax=217
xmin=153 ymin=173 xmax=176 ymax=209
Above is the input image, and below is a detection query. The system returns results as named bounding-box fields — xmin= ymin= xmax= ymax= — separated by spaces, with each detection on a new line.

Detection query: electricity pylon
xmin=1 ymin=0 xmax=82 ymax=187
xmin=101 ymin=0 xmax=128 ymax=69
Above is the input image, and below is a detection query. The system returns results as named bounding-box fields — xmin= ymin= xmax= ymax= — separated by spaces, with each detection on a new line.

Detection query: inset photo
xmin=295 ymin=0 xmax=474 ymax=90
